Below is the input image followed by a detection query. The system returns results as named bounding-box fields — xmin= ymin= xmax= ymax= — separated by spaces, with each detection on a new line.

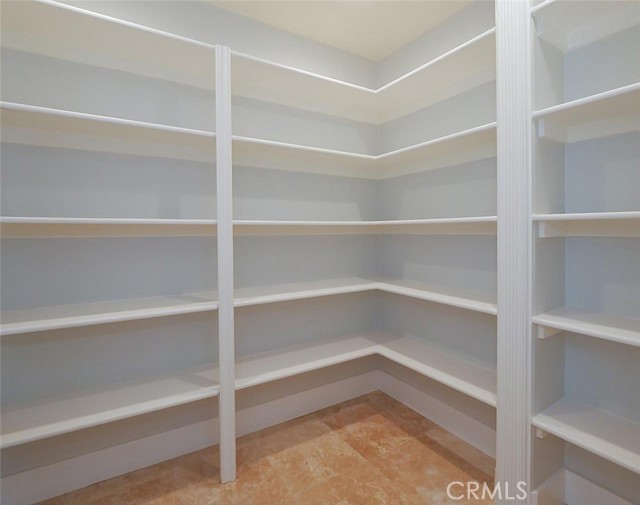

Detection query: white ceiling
xmin=212 ymin=1 xmax=470 ymax=62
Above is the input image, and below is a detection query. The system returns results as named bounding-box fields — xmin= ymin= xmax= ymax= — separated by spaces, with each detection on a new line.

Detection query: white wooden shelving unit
xmin=225 ymin=0 xmax=500 ymax=494
xmin=1 ymin=2 xmax=222 ymax=501
xmin=530 ymin=1 xmax=640 ymax=504
xmin=1 ymin=1 xmax=637 ymax=504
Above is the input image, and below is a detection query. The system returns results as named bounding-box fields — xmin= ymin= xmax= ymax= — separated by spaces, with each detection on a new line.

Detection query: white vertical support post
xmin=215 ymin=45 xmax=236 ymax=483
xmin=495 ymin=1 xmax=532 ymax=504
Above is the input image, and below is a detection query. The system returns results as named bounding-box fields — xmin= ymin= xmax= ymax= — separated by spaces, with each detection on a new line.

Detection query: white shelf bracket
xmin=535 ymin=427 xmax=549 ymax=439
xmin=536 ymin=325 xmax=562 ymax=340
xmin=535 ymin=119 xmax=568 ymax=144
xmin=538 ymin=221 xmax=564 ymax=238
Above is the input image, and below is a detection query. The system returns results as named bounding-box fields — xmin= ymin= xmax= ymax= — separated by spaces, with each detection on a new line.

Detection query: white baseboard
xmin=2 ymin=370 xmax=494 ymax=505
xmin=236 ymin=370 xmax=382 ymax=438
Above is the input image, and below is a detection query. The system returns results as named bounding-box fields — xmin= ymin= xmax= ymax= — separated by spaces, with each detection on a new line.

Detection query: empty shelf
xmin=1 ymin=217 xmax=218 ymax=237
xmin=233 ymin=217 xmax=497 ymax=236
xmin=1 ymin=102 xmax=216 ymax=160
xmin=0 ymin=365 xmax=220 ymax=449
xmin=532 ymin=469 xmax=634 ymax=505
xmin=235 ymin=331 xmax=497 ymax=406
xmin=233 ymin=123 xmax=497 ymax=179
xmin=534 ymin=212 xmax=640 ymax=237
xmin=532 ymin=398 xmax=640 ymax=474
xmin=233 ymin=277 xmax=497 ymax=315
xmin=376 ymin=278 xmax=498 ymax=315
xmin=232 ymin=29 xmax=495 ymax=124
xmin=534 ymin=84 xmax=640 ymax=143
xmin=234 ymin=278 xmax=377 ymax=307
xmin=1 ymin=292 xmax=219 ymax=336
xmin=1 ymin=278 xmax=495 ymax=337
xmin=377 ymin=337 xmax=497 ymax=406
xmin=532 ymin=0 xmax=640 ymax=52
xmin=1 ymin=0 xmax=215 ymax=88
xmin=235 ymin=332 xmax=389 ymax=390
xmin=533 ymin=307 xmax=640 ymax=347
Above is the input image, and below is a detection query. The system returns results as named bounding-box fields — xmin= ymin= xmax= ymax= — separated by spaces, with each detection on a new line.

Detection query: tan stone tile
xmin=323 ymin=403 xmax=414 ymax=459
xmin=267 ymin=431 xmax=367 ymax=496
xmin=282 ymin=479 xmax=348 ymax=505
xmin=114 ymin=475 xmax=179 ymax=503
xmin=369 ymin=394 xmax=436 ymax=437
xmin=217 ymin=454 xmax=289 ymax=505
xmin=324 ymin=461 xmax=423 ymax=505
xmin=236 ymin=414 xmax=331 ymax=473
xmin=369 ymin=435 xmax=493 ymax=505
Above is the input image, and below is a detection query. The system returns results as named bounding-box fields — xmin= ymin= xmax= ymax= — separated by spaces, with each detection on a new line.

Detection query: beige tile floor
xmin=41 ymin=391 xmax=495 ymax=505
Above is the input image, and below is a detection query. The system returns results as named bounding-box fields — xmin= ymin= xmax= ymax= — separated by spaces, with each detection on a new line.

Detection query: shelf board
xmin=532 ymin=0 xmax=640 ymax=52
xmin=533 ymin=307 xmax=640 ymax=347
xmin=234 ymin=277 xmax=497 ymax=315
xmin=235 ymin=332 xmax=386 ymax=390
xmin=1 ymin=102 xmax=216 ymax=161
xmin=1 ymin=278 xmax=494 ymax=337
xmin=234 ymin=278 xmax=377 ymax=308
xmin=532 ymin=469 xmax=633 ymax=505
xmin=0 ymin=292 xmax=218 ymax=337
xmin=0 ymin=365 xmax=220 ymax=449
xmin=233 ymin=217 xmax=497 ymax=236
xmin=377 ymin=278 xmax=498 ymax=315
xmin=532 ymin=398 xmax=640 ymax=474
xmin=374 ymin=123 xmax=497 ymax=177
xmin=1 ymin=217 xmax=218 ymax=238
xmin=1 ymin=328 xmax=497 ymax=448
xmin=232 ymin=29 xmax=495 ymax=125
xmin=533 ymin=83 xmax=640 ymax=143
xmin=534 ymin=211 xmax=640 ymax=237
xmin=233 ymin=122 xmax=497 ymax=179
xmin=235 ymin=331 xmax=497 ymax=406
xmin=1 ymin=0 xmax=215 ymax=89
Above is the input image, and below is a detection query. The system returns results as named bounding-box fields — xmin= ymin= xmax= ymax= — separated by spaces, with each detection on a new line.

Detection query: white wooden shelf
xmin=533 ymin=83 xmax=640 ymax=143
xmin=233 ymin=278 xmax=377 ymax=308
xmin=532 ymin=469 xmax=634 ymax=505
xmin=235 ymin=331 xmax=497 ymax=406
xmin=376 ymin=336 xmax=497 ymax=406
xmin=1 ymin=217 xmax=218 ymax=238
xmin=232 ymin=29 xmax=495 ymax=124
xmin=233 ymin=216 xmax=497 ymax=236
xmin=235 ymin=332 xmax=385 ymax=391
xmin=0 ymin=292 xmax=218 ymax=337
xmin=532 ymin=398 xmax=640 ymax=474
xmin=534 ymin=212 xmax=640 ymax=237
xmin=233 ymin=122 xmax=497 ymax=179
xmin=0 ymin=277 xmax=495 ymax=338
xmin=0 ymin=365 xmax=220 ymax=449
xmin=233 ymin=277 xmax=497 ymax=315
xmin=1 ymin=0 xmax=215 ymax=89
xmin=531 ymin=0 xmax=640 ymax=52
xmin=0 ymin=102 xmax=216 ymax=160
xmin=0 ymin=329 xmax=497 ymax=449
xmin=376 ymin=278 xmax=498 ymax=315
xmin=534 ymin=307 xmax=640 ymax=348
